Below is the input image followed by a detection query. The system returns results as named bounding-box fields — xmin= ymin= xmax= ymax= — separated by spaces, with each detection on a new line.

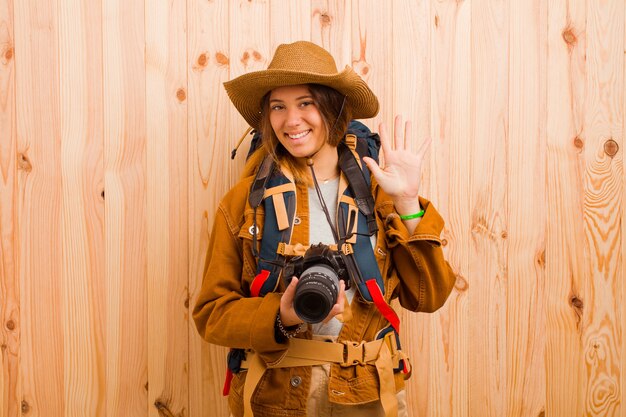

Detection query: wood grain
xmin=545 ymin=0 xmax=588 ymax=414
xmin=145 ymin=0 xmax=189 ymax=415
xmin=424 ymin=0 xmax=472 ymax=416
xmin=469 ymin=1 xmax=509 ymax=416
xmin=393 ymin=1 xmax=434 ymax=416
xmin=350 ymin=0 xmax=392 ymax=132
xmin=0 ymin=0 xmax=17 ymax=415
xmin=0 ymin=2 xmax=624 ymax=416
xmin=102 ymin=0 xmax=148 ymax=414
xmin=270 ymin=0 xmax=311 ymax=50
xmin=58 ymin=0 xmax=106 ymax=414
xmin=187 ymin=0 xmax=230 ymax=416
xmin=13 ymin=0 xmax=64 ymax=415
xmin=311 ymin=0 xmax=351 ymax=68
xmin=506 ymin=1 xmax=547 ymax=416
xmin=228 ymin=0 xmax=270 ymax=182
xmin=622 ymin=6 xmax=626 ymax=416
xmin=581 ymin=0 xmax=623 ymax=415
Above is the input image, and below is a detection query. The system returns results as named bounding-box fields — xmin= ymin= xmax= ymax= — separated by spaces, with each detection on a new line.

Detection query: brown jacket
xmin=193 ymin=160 xmax=456 ymax=417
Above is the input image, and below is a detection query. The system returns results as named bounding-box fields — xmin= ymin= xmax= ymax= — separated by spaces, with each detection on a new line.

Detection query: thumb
xmin=281 ymin=277 xmax=298 ymax=307
xmin=362 ymin=156 xmax=384 ymax=179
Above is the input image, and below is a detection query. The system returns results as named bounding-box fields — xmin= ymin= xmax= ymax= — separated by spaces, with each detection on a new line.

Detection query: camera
xmin=283 ymin=243 xmax=350 ymax=324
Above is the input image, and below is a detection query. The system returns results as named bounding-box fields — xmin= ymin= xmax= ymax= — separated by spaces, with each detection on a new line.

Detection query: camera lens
xmin=293 ymin=264 xmax=340 ymax=324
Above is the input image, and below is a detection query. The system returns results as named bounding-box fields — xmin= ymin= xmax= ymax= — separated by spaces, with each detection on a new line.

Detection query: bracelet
xmin=275 ymin=313 xmax=304 ymax=339
xmin=399 ymin=209 xmax=425 ymax=220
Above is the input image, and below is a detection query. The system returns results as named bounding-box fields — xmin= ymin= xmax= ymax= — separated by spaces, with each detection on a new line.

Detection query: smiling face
xmin=268 ymin=85 xmax=334 ymax=162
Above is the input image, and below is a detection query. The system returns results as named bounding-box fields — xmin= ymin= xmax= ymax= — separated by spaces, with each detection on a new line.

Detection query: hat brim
xmin=224 ymin=66 xmax=379 ymax=128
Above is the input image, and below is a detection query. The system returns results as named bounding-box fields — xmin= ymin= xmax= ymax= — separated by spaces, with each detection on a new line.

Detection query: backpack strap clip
xmin=344 ymin=133 xmax=358 ymax=150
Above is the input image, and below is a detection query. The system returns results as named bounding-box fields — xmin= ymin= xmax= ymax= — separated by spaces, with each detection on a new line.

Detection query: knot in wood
xmin=197 ymin=53 xmax=207 ymax=67
xmin=215 ymin=52 xmax=229 ymax=66
xmin=454 ymin=274 xmax=468 ymax=292
xmin=570 ymin=295 xmax=583 ymax=310
xmin=562 ymin=28 xmax=577 ymax=45
xmin=18 ymin=153 xmax=32 ymax=172
xmin=573 ymin=136 xmax=584 ymax=150
xmin=154 ymin=400 xmax=175 ymax=417
xmin=603 ymin=139 xmax=618 ymax=157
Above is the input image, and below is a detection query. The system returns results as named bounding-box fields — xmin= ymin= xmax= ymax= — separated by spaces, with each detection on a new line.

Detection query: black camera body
xmin=283 ymin=243 xmax=350 ymax=324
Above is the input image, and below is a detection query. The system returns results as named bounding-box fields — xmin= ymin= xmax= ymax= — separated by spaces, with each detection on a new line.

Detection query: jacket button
xmin=290 ymin=376 xmax=302 ymax=388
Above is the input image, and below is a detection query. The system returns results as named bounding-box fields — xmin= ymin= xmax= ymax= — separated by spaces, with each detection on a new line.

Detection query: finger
xmin=378 ymin=122 xmax=393 ymax=158
xmin=336 ymin=281 xmax=346 ymax=307
xmin=362 ymin=156 xmax=385 ymax=180
xmin=322 ymin=282 xmax=345 ymax=324
xmin=281 ymin=277 xmax=298 ymax=308
xmin=322 ymin=303 xmax=344 ymax=323
xmin=394 ymin=115 xmax=403 ymax=150
xmin=404 ymin=120 xmax=412 ymax=150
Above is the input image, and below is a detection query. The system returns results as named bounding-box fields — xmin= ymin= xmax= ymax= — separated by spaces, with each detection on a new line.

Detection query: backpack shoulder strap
xmin=337 ymin=141 xmax=378 ymax=236
xmin=249 ymin=154 xmax=274 ymax=208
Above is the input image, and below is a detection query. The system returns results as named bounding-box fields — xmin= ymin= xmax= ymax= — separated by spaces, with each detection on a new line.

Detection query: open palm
xmin=363 ymin=115 xmax=431 ymax=199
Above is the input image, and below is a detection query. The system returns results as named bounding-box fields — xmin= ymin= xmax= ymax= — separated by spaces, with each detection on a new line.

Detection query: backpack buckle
xmin=342 ymin=341 xmax=365 ymax=366
xmin=344 ymin=133 xmax=357 ymax=150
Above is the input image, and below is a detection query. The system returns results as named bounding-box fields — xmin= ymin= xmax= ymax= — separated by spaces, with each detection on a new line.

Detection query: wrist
xmin=275 ymin=312 xmax=304 ymax=339
xmin=394 ymin=198 xmax=422 ymax=218
xmin=279 ymin=310 xmax=302 ymax=327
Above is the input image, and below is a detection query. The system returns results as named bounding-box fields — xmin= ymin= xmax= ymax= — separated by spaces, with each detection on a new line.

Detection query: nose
xmin=285 ymin=107 xmax=302 ymax=127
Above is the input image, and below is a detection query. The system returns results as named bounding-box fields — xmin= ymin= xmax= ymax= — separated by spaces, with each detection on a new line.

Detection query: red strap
xmin=401 ymin=360 xmax=409 ymax=374
xmin=366 ymin=279 xmax=400 ymax=333
xmin=250 ymin=270 xmax=270 ymax=297
xmin=223 ymin=368 xmax=233 ymax=396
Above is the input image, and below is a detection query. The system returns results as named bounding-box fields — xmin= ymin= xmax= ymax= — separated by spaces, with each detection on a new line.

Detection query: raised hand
xmin=362 ymin=115 xmax=431 ymax=202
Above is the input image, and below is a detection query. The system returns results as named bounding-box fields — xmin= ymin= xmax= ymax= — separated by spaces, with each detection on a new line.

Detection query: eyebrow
xmin=269 ymin=95 xmax=313 ymax=103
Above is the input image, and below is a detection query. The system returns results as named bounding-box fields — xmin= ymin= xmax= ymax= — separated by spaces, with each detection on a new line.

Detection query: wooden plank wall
xmin=0 ymin=0 xmax=624 ymax=416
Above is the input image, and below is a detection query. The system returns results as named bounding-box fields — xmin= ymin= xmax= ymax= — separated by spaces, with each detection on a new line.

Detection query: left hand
xmin=363 ymin=115 xmax=431 ymax=201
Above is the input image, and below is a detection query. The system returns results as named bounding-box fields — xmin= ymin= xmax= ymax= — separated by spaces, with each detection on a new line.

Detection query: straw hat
xmin=223 ymin=41 xmax=379 ymax=128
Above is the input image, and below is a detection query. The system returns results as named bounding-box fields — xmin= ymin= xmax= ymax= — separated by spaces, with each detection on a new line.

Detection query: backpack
xmin=221 ymin=122 xmax=405 ymax=396
xmin=243 ymin=121 xmax=399 ymax=325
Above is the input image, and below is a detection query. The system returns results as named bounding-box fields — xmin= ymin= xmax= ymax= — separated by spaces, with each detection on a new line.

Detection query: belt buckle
xmin=342 ymin=341 xmax=365 ymax=366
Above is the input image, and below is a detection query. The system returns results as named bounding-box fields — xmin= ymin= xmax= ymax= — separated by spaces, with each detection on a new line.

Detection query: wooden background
xmin=0 ymin=0 xmax=624 ymax=416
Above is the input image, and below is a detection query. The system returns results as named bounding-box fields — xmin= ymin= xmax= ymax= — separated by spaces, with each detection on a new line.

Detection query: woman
xmin=193 ymin=41 xmax=456 ymax=417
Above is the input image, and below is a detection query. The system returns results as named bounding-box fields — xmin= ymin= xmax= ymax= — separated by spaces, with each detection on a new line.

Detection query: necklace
xmin=321 ymin=174 xmax=339 ymax=184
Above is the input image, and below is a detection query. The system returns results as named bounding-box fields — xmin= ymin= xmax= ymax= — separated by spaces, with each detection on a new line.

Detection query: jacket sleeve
xmin=378 ymin=191 xmax=457 ymax=313
xmin=192 ymin=199 xmax=288 ymax=366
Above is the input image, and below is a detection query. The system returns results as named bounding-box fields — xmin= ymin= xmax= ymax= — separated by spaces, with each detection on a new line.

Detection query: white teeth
xmin=288 ymin=130 xmax=310 ymax=139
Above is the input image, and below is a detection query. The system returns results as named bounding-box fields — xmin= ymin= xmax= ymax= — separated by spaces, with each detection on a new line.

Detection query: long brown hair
xmin=258 ymin=84 xmax=353 ymax=184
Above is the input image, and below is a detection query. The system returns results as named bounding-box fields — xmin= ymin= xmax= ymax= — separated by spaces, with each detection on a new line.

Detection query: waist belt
xmin=240 ymin=332 xmax=411 ymax=417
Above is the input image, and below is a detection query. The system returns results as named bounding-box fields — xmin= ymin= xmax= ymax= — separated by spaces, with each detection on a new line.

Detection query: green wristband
xmin=399 ymin=209 xmax=425 ymax=220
